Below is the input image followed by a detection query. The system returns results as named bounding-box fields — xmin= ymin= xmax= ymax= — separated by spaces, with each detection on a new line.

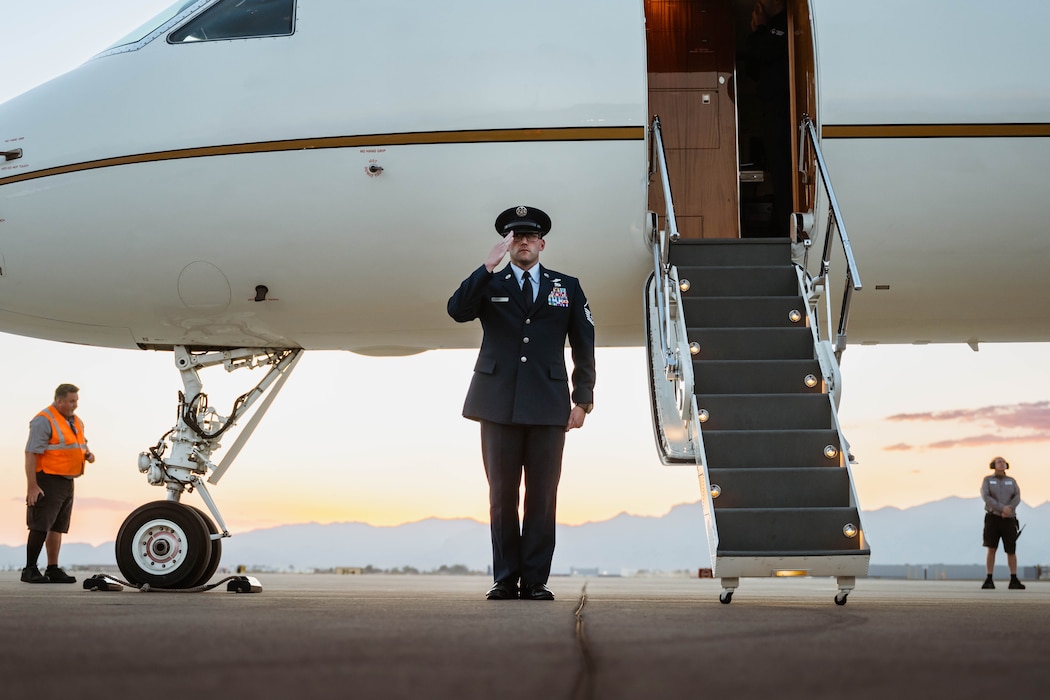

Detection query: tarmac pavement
xmin=2 ymin=571 xmax=1048 ymax=700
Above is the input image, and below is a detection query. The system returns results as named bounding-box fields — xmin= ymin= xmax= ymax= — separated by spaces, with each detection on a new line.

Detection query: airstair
xmin=645 ymin=116 xmax=869 ymax=604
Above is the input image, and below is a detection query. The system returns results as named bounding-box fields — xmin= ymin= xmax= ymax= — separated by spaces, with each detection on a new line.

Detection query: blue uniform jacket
xmin=448 ymin=263 xmax=595 ymax=426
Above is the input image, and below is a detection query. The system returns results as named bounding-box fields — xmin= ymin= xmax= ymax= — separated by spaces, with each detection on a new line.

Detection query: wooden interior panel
xmin=646 ymin=0 xmax=721 ymax=89
xmin=651 ymin=146 xmax=737 ymax=218
xmin=670 ymin=215 xmax=704 ymax=237
xmin=657 ymin=91 xmax=721 ymax=150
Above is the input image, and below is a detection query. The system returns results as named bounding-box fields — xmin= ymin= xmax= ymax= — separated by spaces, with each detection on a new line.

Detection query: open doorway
xmin=734 ymin=0 xmax=816 ymax=237
xmin=645 ymin=0 xmax=815 ymax=239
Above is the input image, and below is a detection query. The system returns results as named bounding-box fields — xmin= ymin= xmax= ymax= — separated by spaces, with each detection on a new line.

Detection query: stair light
xmin=842 ymin=523 xmax=858 ymax=538
xmin=788 ymin=309 xmax=802 ymax=323
xmin=679 ymin=278 xmax=691 ymax=292
xmin=824 ymin=445 xmax=839 ymax=459
xmin=689 ymin=342 xmax=701 ymax=355
xmin=710 ymin=484 xmax=721 ymax=499
xmin=698 ymin=409 xmax=709 ymax=423
xmin=804 ymin=374 xmax=818 ymax=388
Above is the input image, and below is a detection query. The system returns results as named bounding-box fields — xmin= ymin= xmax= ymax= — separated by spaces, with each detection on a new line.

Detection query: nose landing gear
xmin=115 ymin=346 xmax=301 ymax=588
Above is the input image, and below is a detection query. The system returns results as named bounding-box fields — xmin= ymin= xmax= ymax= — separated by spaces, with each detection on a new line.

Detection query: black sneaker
xmin=21 ymin=566 xmax=49 ymax=584
xmin=1008 ymin=577 xmax=1026 ymax=590
xmin=44 ymin=565 xmax=76 ymax=584
xmin=981 ymin=577 xmax=995 ymax=590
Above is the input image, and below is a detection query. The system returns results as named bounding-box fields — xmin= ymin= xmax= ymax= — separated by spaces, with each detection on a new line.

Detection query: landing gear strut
xmin=115 ymin=346 xmax=301 ymax=588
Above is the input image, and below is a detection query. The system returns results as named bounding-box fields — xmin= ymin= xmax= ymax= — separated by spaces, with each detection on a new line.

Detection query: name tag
xmin=491 ymin=296 xmax=510 ymax=302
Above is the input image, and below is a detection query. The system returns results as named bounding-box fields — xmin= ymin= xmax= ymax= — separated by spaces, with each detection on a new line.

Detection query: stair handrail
xmin=799 ymin=114 xmax=862 ymax=359
xmin=649 ymin=115 xmax=682 ymax=384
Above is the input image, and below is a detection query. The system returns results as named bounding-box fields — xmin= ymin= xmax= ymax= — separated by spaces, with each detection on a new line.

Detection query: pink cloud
xmin=889 ymin=401 xmax=1050 ymax=428
xmin=883 ymin=443 xmax=913 ymax=451
xmin=884 ymin=401 xmax=1050 ymax=450
xmin=926 ymin=433 xmax=1049 ymax=449
xmin=887 ymin=409 xmax=973 ymax=422
xmin=1000 ymin=402 xmax=1050 ymax=430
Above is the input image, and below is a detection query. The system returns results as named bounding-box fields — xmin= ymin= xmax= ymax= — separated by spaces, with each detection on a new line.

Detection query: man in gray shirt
xmin=980 ymin=456 xmax=1024 ymax=590
xmin=23 ymin=383 xmax=95 ymax=584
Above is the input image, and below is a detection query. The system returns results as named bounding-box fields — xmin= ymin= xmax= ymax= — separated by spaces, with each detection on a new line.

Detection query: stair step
xmin=702 ymin=429 xmax=842 ymax=468
xmin=708 ymin=467 xmax=851 ymax=508
xmin=677 ymin=265 xmax=799 ymax=297
xmin=695 ymin=394 xmax=832 ymax=430
xmin=683 ymin=296 xmax=807 ymax=328
xmin=668 ymin=237 xmax=791 ymax=267
xmin=688 ymin=328 xmax=814 ymax=360
xmin=714 ymin=507 xmax=865 ymax=554
xmin=693 ymin=359 xmax=823 ymax=394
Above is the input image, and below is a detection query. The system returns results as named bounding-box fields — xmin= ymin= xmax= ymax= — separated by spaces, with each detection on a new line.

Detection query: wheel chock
xmin=83 ymin=575 xmax=124 ymax=592
xmin=226 ymin=575 xmax=263 ymax=593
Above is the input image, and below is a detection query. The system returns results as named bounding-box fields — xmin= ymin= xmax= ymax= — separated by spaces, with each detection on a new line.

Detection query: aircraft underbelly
xmin=0 ymin=139 xmax=650 ymax=351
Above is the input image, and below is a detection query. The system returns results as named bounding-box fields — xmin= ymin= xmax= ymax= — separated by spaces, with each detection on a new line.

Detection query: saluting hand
xmin=485 ymin=233 xmax=514 ymax=272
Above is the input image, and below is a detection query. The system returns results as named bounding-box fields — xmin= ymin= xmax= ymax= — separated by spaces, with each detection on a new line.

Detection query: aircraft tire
xmin=186 ymin=505 xmax=222 ymax=588
xmin=116 ymin=501 xmax=212 ymax=589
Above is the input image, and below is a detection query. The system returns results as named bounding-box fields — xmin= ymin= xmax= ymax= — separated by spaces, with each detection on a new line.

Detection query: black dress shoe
xmin=520 ymin=582 xmax=554 ymax=601
xmin=486 ymin=581 xmax=519 ymax=600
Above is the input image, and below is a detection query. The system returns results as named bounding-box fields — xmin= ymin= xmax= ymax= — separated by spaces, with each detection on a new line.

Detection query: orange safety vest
xmin=35 ymin=405 xmax=87 ymax=477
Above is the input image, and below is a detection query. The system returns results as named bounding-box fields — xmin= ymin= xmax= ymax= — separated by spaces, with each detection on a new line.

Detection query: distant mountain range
xmin=3 ymin=497 xmax=1048 ymax=572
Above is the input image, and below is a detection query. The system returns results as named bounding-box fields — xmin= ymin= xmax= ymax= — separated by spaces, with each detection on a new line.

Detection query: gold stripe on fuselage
xmin=821 ymin=123 xmax=1050 ymax=139
xmin=0 ymin=126 xmax=645 ymax=187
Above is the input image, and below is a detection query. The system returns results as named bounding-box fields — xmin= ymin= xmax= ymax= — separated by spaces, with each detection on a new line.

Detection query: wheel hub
xmin=134 ymin=520 xmax=188 ymax=571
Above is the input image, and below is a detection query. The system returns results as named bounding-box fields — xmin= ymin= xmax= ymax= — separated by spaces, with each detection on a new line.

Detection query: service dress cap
xmin=494 ymin=205 xmax=552 ymax=237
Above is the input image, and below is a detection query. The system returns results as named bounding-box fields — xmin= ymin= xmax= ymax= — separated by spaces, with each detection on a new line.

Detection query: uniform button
xmin=520 ymin=356 xmax=527 ymax=363
xmin=523 ymin=337 xmax=530 ymax=343
xmin=525 ymin=319 xmax=531 ymax=325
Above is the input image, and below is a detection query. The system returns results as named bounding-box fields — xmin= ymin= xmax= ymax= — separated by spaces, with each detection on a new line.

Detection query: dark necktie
xmin=522 ymin=273 xmax=534 ymax=313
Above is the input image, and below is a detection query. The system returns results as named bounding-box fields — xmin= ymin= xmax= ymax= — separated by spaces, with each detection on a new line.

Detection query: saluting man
xmin=448 ymin=206 xmax=595 ymax=601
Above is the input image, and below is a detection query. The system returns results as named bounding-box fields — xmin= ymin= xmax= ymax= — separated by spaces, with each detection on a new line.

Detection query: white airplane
xmin=1 ymin=0 xmax=1046 ymax=596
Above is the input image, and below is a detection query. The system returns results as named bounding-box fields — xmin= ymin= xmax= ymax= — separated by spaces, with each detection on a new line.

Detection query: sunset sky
xmin=2 ymin=1 xmax=1048 ymax=548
